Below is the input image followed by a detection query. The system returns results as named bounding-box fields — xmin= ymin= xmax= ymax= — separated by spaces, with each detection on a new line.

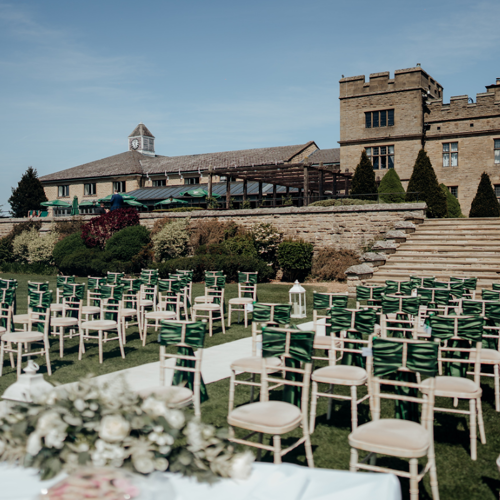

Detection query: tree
xmin=378 ymin=169 xmax=405 ymax=203
xmin=350 ymin=151 xmax=378 ymax=200
xmin=469 ymin=172 xmax=500 ymax=218
xmin=8 ymin=167 xmax=48 ymax=218
xmin=406 ymin=149 xmax=447 ymax=218
xmin=440 ymin=184 xmax=463 ymax=218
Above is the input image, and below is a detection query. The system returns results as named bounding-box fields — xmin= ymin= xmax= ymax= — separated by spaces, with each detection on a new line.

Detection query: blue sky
xmin=1 ymin=0 xmax=499 ymax=212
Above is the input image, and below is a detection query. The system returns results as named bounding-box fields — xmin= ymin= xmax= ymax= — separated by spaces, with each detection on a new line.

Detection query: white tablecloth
xmin=0 ymin=462 xmax=401 ymax=500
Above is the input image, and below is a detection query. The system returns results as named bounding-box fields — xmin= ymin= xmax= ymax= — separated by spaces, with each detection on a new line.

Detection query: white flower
xmin=99 ymin=415 xmax=130 ymax=443
xmin=77 ymin=443 xmax=89 ymax=452
xmin=0 ymin=439 xmax=5 ymax=456
xmin=154 ymin=457 xmax=169 ymax=471
xmin=141 ymin=397 xmax=167 ymax=417
xmin=91 ymin=440 xmax=126 ymax=468
xmin=230 ymin=451 xmax=254 ymax=480
xmin=132 ymin=453 xmax=155 ymax=474
xmin=26 ymin=433 xmax=42 ymax=456
xmin=74 ymin=399 xmax=86 ymax=412
xmin=89 ymin=403 xmax=99 ymax=411
xmin=165 ymin=409 xmax=185 ymax=429
xmin=36 ymin=411 xmax=64 ymax=436
xmin=44 ymin=428 xmax=66 ymax=449
xmin=158 ymin=445 xmax=171 ymax=455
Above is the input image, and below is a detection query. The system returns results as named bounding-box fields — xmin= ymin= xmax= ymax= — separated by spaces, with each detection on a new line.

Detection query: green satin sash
xmin=0 ymin=288 xmax=15 ymax=331
xmin=205 ymin=270 xmax=224 ymax=278
xmin=158 ymin=279 xmax=184 ymax=315
xmin=28 ymin=282 xmax=49 ymax=293
xmin=238 ymin=272 xmax=258 ymax=284
xmin=28 ymin=290 xmax=52 ymax=332
xmin=462 ymin=301 xmax=500 ymax=349
xmin=106 ymin=272 xmax=124 ymax=285
xmin=356 ymin=285 xmax=386 ymax=303
xmin=482 ymin=289 xmax=500 ymax=301
xmin=381 ymin=295 xmax=420 ymax=316
xmin=57 ymin=275 xmax=75 ymax=288
xmin=176 ymin=269 xmax=194 ymax=280
xmin=262 ymin=326 xmax=314 ymax=407
xmin=122 ymin=278 xmax=142 ymax=293
xmin=451 ymin=277 xmax=477 ymax=292
xmin=170 ymin=274 xmax=191 ymax=309
xmin=416 ymin=288 xmax=450 ymax=307
xmin=493 ymin=284 xmax=500 ymax=292
xmin=372 ymin=337 xmax=438 ymax=421
xmin=88 ymin=277 xmax=107 ymax=290
xmin=98 ymin=284 xmax=125 ymax=301
xmin=158 ymin=321 xmax=208 ymax=403
xmin=410 ymin=276 xmax=436 ymax=288
xmin=433 ymin=281 xmax=464 ymax=298
xmin=140 ymin=270 xmax=159 ymax=286
xmin=313 ymin=292 xmax=348 ymax=310
xmin=62 ymin=283 xmax=85 ymax=300
xmin=253 ymin=303 xmax=291 ymax=325
xmin=385 ymin=280 xmax=415 ymax=295
xmin=0 ymin=279 xmax=17 ymax=315
xmin=205 ymin=275 xmax=226 ymax=288
xmin=429 ymin=315 xmax=484 ymax=377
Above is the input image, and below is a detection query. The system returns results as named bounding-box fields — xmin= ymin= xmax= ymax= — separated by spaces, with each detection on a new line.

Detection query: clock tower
xmin=128 ymin=123 xmax=155 ymax=157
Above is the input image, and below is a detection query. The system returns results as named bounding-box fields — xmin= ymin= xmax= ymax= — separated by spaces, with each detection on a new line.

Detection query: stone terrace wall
xmin=0 ymin=203 xmax=426 ymax=252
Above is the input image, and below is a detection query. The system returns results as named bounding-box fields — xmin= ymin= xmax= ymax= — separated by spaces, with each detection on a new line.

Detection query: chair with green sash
xmin=192 ymin=286 xmax=225 ymax=337
xmin=349 ymin=336 xmax=439 ymax=500
xmin=195 ymin=275 xmax=226 ymax=305
xmin=462 ymin=299 xmax=500 ymax=412
xmin=356 ymin=285 xmax=385 ymax=311
xmin=380 ymin=294 xmax=421 ymax=339
xmin=482 ymin=289 xmax=500 ymax=301
xmin=140 ymin=269 xmax=159 ymax=285
xmin=83 ymin=277 xmax=106 ymax=321
xmin=228 ymin=274 xmax=258 ymax=328
xmin=106 ymin=272 xmax=124 ymax=285
xmin=0 ymin=279 xmax=18 ymax=317
xmin=175 ymin=270 xmax=194 ymax=304
xmin=385 ymin=279 xmax=415 ymax=296
xmin=13 ymin=281 xmax=50 ymax=329
xmin=79 ymin=286 xmax=125 ymax=364
xmin=138 ymin=320 xmax=207 ymax=417
xmin=138 ymin=283 xmax=158 ymax=330
xmin=415 ymin=288 xmax=453 ymax=321
xmin=410 ymin=276 xmax=436 ymax=288
xmin=120 ymin=278 xmax=141 ymax=331
xmin=50 ymin=283 xmax=84 ymax=358
xmin=228 ymin=326 xmax=315 ymax=467
xmin=313 ymin=291 xmax=348 ymax=335
xmin=425 ymin=314 xmax=486 ymax=460
xmin=451 ymin=277 xmax=477 ymax=299
xmin=51 ymin=276 xmax=76 ymax=316
xmin=158 ymin=279 xmax=188 ymax=319
xmin=1 ymin=290 xmax=53 ymax=378
xmin=0 ymin=288 xmax=16 ymax=369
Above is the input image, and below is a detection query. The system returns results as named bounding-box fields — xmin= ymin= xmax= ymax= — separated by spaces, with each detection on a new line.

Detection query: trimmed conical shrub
xmin=378 ymin=169 xmax=405 ymax=203
xmin=469 ymin=172 xmax=500 ymax=218
xmin=439 ymin=184 xmax=463 ymax=218
xmin=350 ymin=151 xmax=378 ymax=200
xmin=406 ymin=149 xmax=447 ymax=218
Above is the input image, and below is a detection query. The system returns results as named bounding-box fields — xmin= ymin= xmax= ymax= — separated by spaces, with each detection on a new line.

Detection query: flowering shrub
xmin=250 ymin=222 xmax=283 ymax=264
xmin=0 ymin=377 xmax=253 ymax=482
xmin=81 ymin=208 xmax=140 ymax=249
xmin=277 ymin=238 xmax=314 ymax=281
xmin=12 ymin=227 xmax=59 ymax=265
xmin=152 ymin=218 xmax=190 ymax=262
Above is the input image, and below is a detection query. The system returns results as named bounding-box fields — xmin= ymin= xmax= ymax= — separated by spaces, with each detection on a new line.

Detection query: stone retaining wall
xmin=0 ymin=203 xmax=426 ymax=252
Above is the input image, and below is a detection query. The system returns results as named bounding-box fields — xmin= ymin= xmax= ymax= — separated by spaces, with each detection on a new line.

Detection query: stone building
xmin=339 ymin=66 xmax=500 ymax=213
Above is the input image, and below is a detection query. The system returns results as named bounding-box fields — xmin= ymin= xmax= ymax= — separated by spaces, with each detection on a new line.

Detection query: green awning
xmin=97 ymin=194 xmax=137 ymax=202
xmin=178 ymin=188 xmax=220 ymax=198
xmin=125 ymin=199 xmax=147 ymax=208
xmin=79 ymin=200 xmax=98 ymax=207
xmin=40 ymin=200 xmax=72 ymax=208
xmin=154 ymin=198 xmax=189 ymax=206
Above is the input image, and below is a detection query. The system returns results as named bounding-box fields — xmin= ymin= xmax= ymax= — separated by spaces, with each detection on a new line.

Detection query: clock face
xmin=131 ymin=139 xmax=140 ymax=150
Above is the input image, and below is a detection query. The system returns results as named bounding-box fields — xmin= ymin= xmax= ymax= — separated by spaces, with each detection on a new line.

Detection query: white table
xmin=0 ymin=462 xmax=401 ymax=500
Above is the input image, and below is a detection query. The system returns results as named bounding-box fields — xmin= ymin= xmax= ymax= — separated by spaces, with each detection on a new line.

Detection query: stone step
xmin=380 ymin=262 xmax=500 ymax=272
xmin=422 ymin=218 xmax=500 ymax=224
xmin=409 ymin=231 xmax=500 ymax=237
xmin=388 ymin=256 xmax=500 ymax=264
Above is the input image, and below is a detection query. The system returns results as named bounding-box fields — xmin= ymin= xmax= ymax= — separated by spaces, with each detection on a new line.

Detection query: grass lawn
xmin=1 ymin=273 xmax=500 ymax=499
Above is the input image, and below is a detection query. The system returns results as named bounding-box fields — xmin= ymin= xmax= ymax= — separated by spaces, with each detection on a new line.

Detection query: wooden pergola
xmin=206 ymin=162 xmax=352 ymax=208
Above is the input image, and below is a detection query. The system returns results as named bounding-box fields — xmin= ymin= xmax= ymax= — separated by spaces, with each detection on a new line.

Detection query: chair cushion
xmin=121 ymin=308 xmax=137 ymax=317
xmin=421 ymin=376 xmax=481 ymax=398
xmin=140 ymin=300 xmax=154 ymax=307
xmin=145 ymin=311 xmax=177 ymax=320
xmin=194 ymin=296 xmax=215 ymax=303
xmin=81 ymin=320 xmax=117 ymax=329
xmin=312 ymin=365 xmax=367 ymax=386
xmin=313 ymin=336 xmax=340 ymax=349
xmin=480 ymin=348 xmax=500 ymax=363
xmin=82 ymin=306 xmax=100 ymax=315
xmin=348 ymin=418 xmax=430 ymax=458
xmin=50 ymin=304 xmax=64 ymax=312
xmin=0 ymin=327 xmax=6 ymax=334
xmin=137 ymin=386 xmax=192 ymax=406
xmin=193 ymin=304 xmax=221 ymax=312
xmin=51 ymin=318 xmax=79 ymax=327
xmin=231 ymin=356 xmax=281 ymax=373
xmin=229 ymin=298 xmax=253 ymax=305
xmin=228 ymin=401 xmax=302 ymax=435
xmin=13 ymin=314 xmax=29 ymax=324
xmin=2 ymin=331 xmax=44 ymax=342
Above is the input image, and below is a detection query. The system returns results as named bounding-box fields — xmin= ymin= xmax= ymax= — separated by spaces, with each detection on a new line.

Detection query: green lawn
xmin=1 ymin=273 xmax=500 ymax=499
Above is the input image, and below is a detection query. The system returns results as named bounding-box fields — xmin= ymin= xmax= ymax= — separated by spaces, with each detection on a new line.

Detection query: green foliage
xmin=156 ymin=254 xmax=273 ymax=282
xmin=195 ymin=235 xmax=258 ymax=258
xmin=152 ymin=218 xmax=190 ymax=262
xmin=378 ymin=169 xmax=405 ymax=203
xmin=311 ymin=247 xmax=360 ymax=281
xmin=0 ymin=262 xmax=56 ymax=275
xmin=52 ymin=233 xmax=86 ymax=267
xmin=469 ymin=172 xmax=500 ymax=218
xmin=277 ymin=239 xmax=314 ymax=281
xmin=206 ymin=196 xmax=219 ymax=210
xmin=281 ymin=194 xmax=293 ymax=206
xmin=241 ymin=199 xmax=252 ymax=209
xmin=439 ymin=184 xmax=464 ymax=218
xmin=309 ymin=198 xmax=378 ymax=207
xmin=250 ymin=222 xmax=283 ymax=265
xmin=12 ymin=227 xmax=59 ymax=265
xmin=349 ymin=151 xmax=378 ymax=200
xmin=8 ymin=167 xmax=48 ymax=218
xmin=406 ymin=149 xmax=447 ymax=218
xmin=53 ymin=218 xmax=85 ymax=239
xmin=0 ymin=220 xmax=43 ymax=264
xmin=58 ymin=248 xmax=125 ymax=277
xmin=106 ymin=225 xmax=150 ymax=261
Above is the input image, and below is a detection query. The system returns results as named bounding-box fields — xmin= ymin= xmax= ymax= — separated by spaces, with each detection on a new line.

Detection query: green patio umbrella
xmin=179 ymin=188 xmax=220 ymax=198
xmin=40 ymin=200 xmax=72 ymax=208
xmin=71 ymin=196 xmax=79 ymax=216
xmin=154 ymin=198 xmax=189 ymax=206
xmin=79 ymin=200 xmax=97 ymax=207
xmin=125 ymin=199 xmax=147 ymax=208
xmin=97 ymin=194 xmax=137 ymax=202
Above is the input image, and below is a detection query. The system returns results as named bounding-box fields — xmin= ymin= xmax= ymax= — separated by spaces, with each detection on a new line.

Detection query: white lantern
xmin=289 ymin=280 xmax=307 ymax=319
xmin=2 ymin=360 xmax=53 ymax=403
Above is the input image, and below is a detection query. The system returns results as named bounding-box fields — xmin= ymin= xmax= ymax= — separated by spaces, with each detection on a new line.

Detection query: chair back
xmin=410 ymin=276 xmax=436 ymax=288
xmin=205 ymin=275 xmax=226 ymax=289
xmin=28 ymin=281 xmax=49 ymax=293
xmin=252 ymin=303 xmax=291 ymax=326
xmin=238 ymin=271 xmax=258 ymax=285
xmin=0 ymin=278 xmax=18 ymax=291
xmin=313 ymin=291 xmax=348 ymax=310
xmin=369 ymin=335 xmax=438 ymax=429
xmin=56 ymin=275 xmax=76 ymax=303
xmin=0 ymin=298 xmax=13 ymax=332
xmin=385 ymin=280 xmax=415 ymax=295
xmin=380 ymin=294 xmax=421 ymax=339
xmin=482 ymin=289 xmax=500 ymax=301
xmin=260 ymin=326 xmax=314 ymax=411
xmin=356 ymin=285 xmax=385 ymax=303
xmin=106 ymin=272 xmax=124 ymax=285
xmin=451 ymin=276 xmax=477 ymax=292
xmin=140 ymin=269 xmax=159 ymax=286
xmin=139 ymin=283 xmax=158 ymax=306
xmin=237 ymin=282 xmax=257 ymax=301
xmin=205 ymin=270 xmax=224 ymax=279
xmin=27 ymin=290 xmax=52 ymax=334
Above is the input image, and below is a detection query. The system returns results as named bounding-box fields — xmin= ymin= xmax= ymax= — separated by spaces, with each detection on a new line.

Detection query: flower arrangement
xmin=0 ymin=377 xmax=253 ymax=483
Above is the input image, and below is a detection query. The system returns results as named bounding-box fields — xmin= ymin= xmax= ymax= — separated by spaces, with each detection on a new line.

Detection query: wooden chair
xmin=138 ymin=320 xmax=206 ymax=417
xmin=423 ymin=314 xmax=486 ymax=460
xmin=1 ymin=290 xmax=53 ymax=378
xmin=50 ymin=293 xmax=83 ymax=358
xmin=379 ymin=294 xmax=421 ymax=339
xmin=192 ymin=288 xmax=225 ymax=336
xmin=0 ymin=291 xmax=15 ymax=369
xmin=312 ymin=291 xmax=348 ymax=332
xmin=385 ymin=279 xmax=415 ymax=296
xmin=194 ymin=275 xmax=226 ymax=305
xmin=106 ymin=272 xmax=124 ymax=285
xmin=228 ymin=326 xmax=315 ymax=467
xmin=349 ymin=335 xmax=440 ymax=500
xmin=174 ymin=270 xmax=193 ymax=304
xmin=228 ymin=282 xmax=257 ymax=328
xmin=138 ymin=283 xmax=158 ymax=328
xmin=82 ymin=277 xmax=106 ymax=321
xmin=79 ymin=298 xmax=125 ymax=364
xmin=158 ymin=279 xmax=189 ymax=320
xmin=51 ymin=276 xmax=76 ymax=316
xmin=355 ymin=285 xmax=385 ymax=311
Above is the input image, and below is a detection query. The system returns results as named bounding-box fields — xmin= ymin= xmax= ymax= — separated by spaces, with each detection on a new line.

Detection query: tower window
xmin=58 ymin=185 xmax=69 ymax=197
xmin=365 ymin=109 xmax=394 ymax=128
xmin=495 ymin=139 xmax=500 ymax=164
xmin=365 ymin=145 xmax=394 ymax=170
xmin=443 ymin=142 xmax=458 ymax=167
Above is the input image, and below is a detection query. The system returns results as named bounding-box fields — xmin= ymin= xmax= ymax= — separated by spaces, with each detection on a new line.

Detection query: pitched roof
xmin=308 ymin=148 xmax=340 ymax=165
xmin=39 ymin=151 xmax=147 ymax=182
xmin=141 ymin=142 xmax=318 ymax=174
xmin=128 ymin=123 xmax=155 ymax=138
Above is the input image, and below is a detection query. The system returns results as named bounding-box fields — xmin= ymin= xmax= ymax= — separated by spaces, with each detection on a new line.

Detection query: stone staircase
xmin=368 ymin=218 xmax=500 ymax=289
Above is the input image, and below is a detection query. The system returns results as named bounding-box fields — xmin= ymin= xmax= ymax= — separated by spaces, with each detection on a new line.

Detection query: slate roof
xmin=128 ymin=123 xmax=155 ymax=138
xmin=39 ymin=151 xmax=147 ymax=182
xmin=308 ymin=148 xmax=340 ymax=165
xmin=140 ymin=142 xmax=318 ymax=174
